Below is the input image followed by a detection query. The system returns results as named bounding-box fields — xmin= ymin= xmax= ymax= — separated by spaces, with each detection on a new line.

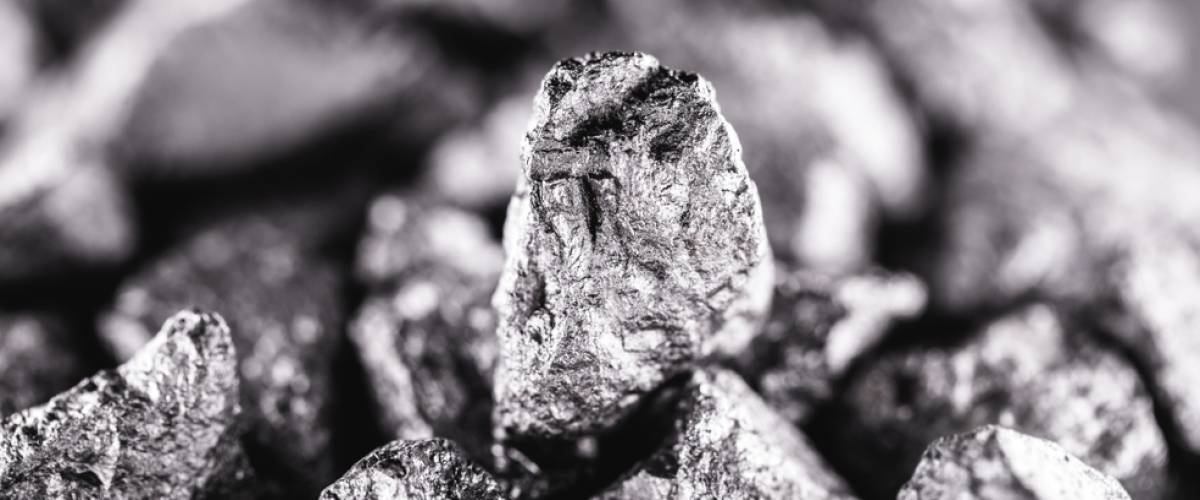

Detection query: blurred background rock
xmin=1 ymin=0 xmax=1199 ymax=498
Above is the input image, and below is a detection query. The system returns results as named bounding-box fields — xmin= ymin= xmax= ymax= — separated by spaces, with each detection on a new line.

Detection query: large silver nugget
xmin=493 ymin=52 xmax=773 ymax=438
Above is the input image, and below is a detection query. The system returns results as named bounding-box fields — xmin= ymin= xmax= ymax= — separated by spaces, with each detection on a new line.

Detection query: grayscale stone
xmin=898 ymin=425 xmax=1131 ymax=500
xmin=99 ymin=215 xmax=343 ymax=497
xmin=596 ymin=368 xmax=853 ymax=500
xmin=0 ymin=310 xmax=257 ymax=499
xmin=351 ymin=195 xmax=502 ymax=462
xmin=832 ymin=305 xmax=1167 ymax=499
xmin=319 ymin=438 xmax=504 ymax=500
xmin=732 ymin=265 xmax=926 ymax=424
xmin=0 ymin=313 xmax=89 ymax=417
xmin=493 ymin=52 xmax=774 ymax=439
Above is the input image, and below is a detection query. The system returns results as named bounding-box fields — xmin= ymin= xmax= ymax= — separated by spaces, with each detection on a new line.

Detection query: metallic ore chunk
xmin=0 ymin=313 xmax=88 ymax=417
xmin=100 ymin=215 xmax=342 ymax=497
xmin=733 ymin=265 xmax=926 ymax=424
xmin=832 ymin=305 xmax=1166 ymax=499
xmin=320 ymin=438 xmax=504 ymax=500
xmin=0 ymin=310 xmax=255 ymax=499
xmin=597 ymin=369 xmax=853 ymax=500
xmin=351 ymin=196 xmax=502 ymax=461
xmin=898 ymin=425 xmax=1131 ymax=500
xmin=494 ymin=52 xmax=774 ymax=438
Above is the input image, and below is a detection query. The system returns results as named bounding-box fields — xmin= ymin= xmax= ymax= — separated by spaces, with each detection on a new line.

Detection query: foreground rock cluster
xmin=2 ymin=0 xmax=1199 ymax=499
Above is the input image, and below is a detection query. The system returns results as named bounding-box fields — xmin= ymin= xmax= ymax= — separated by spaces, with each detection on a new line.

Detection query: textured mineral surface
xmin=0 ymin=313 xmax=89 ymax=417
xmin=99 ymin=215 xmax=343 ymax=497
xmin=826 ymin=304 xmax=1167 ymax=499
xmin=897 ymin=425 xmax=1131 ymax=500
xmin=492 ymin=51 xmax=774 ymax=439
xmin=597 ymin=368 xmax=853 ymax=500
xmin=0 ymin=310 xmax=256 ymax=499
xmin=319 ymin=438 xmax=504 ymax=500
xmin=351 ymin=195 xmax=502 ymax=461
xmin=732 ymin=265 xmax=926 ymax=424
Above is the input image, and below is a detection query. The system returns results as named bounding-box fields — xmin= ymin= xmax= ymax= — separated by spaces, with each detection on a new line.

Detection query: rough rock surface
xmin=897 ymin=425 xmax=1131 ymax=500
xmin=99 ymin=215 xmax=343 ymax=497
xmin=0 ymin=310 xmax=256 ymax=499
xmin=597 ymin=368 xmax=853 ymax=500
xmin=319 ymin=438 xmax=504 ymax=500
xmin=829 ymin=305 xmax=1166 ymax=499
xmin=492 ymin=52 xmax=773 ymax=439
xmin=733 ymin=265 xmax=925 ymax=424
xmin=351 ymin=195 xmax=502 ymax=461
xmin=0 ymin=313 xmax=89 ymax=417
